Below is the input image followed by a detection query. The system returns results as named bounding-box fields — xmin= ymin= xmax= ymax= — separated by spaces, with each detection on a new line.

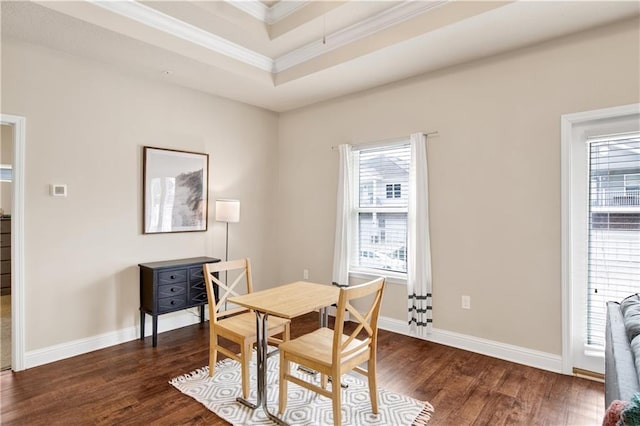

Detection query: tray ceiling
xmin=2 ymin=1 xmax=639 ymax=112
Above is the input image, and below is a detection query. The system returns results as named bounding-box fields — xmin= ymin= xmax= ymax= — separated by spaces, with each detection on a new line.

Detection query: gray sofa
xmin=605 ymin=294 xmax=640 ymax=408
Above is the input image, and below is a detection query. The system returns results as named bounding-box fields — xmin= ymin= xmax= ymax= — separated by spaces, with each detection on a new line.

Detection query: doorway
xmin=0 ymin=114 xmax=25 ymax=371
xmin=0 ymin=124 xmax=11 ymax=370
xmin=562 ymin=104 xmax=640 ymax=375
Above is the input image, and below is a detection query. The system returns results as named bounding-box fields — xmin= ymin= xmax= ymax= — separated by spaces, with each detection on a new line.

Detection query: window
xmin=0 ymin=165 xmax=11 ymax=182
xmin=352 ymin=143 xmax=410 ymax=274
xmin=563 ymin=104 xmax=640 ymax=375
xmin=586 ymin=135 xmax=640 ymax=347
xmin=386 ymin=183 xmax=401 ymax=199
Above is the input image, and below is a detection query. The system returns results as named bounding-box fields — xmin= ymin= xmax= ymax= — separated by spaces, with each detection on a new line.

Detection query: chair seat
xmin=278 ymin=327 xmax=367 ymax=370
xmin=217 ymin=312 xmax=289 ymax=338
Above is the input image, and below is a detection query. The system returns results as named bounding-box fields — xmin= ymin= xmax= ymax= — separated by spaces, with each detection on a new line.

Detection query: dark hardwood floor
xmin=0 ymin=313 xmax=604 ymax=425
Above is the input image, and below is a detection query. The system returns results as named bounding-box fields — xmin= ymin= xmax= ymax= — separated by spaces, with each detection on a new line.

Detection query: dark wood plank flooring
xmin=0 ymin=313 xmax=604 ymax=425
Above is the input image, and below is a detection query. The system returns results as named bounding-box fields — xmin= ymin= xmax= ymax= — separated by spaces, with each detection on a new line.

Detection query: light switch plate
xmin=50 ymin=184 xmax=67 ymax=197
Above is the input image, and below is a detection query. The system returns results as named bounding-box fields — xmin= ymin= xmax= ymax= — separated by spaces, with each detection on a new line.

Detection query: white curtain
xmin=407 ymin=133 xmax=432 ymax=337
xmin=332 ymin=144 xmax=353 ymax=287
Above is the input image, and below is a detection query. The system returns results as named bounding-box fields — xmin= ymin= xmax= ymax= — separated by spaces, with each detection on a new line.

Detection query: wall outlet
xmin=461 ymin=295 xmax=471 ymax=310
xmin=303 ymin=269 xmax=309 ymax=280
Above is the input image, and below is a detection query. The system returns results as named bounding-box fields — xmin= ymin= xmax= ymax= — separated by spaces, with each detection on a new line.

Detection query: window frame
xmin=349 ymin=140 xmax=410 ymax=283
xmin=561 ymin=103 xmax=640 ymax=375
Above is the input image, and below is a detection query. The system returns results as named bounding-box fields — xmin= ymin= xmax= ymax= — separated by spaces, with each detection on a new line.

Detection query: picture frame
xmin=143 ymin=146 xmax=209 ymax=234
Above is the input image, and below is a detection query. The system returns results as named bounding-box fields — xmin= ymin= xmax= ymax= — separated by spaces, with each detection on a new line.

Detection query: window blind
xmin=587 ymin=133 xmax=640 ymax=347
xmin=353 ymin=143 xmax=410 ymax=273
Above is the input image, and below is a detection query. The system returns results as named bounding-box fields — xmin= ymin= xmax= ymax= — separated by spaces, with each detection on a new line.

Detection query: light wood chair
xmin=203 ymin=258 xmax=290 ymax=399
xmin=278 ymin=277 xmax=385 ymax=426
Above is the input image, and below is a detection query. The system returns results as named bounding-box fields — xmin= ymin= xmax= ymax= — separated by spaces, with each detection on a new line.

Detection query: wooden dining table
xmin=228 ymin=281 xmax=340 ymax=425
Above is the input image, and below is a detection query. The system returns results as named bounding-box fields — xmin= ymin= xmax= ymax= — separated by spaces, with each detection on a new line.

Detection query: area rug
xmin=170 ymin=351 xmax=433 ymax=425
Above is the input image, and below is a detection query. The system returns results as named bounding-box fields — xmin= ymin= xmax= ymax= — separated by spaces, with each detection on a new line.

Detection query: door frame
xmin=1 ymin=113 xmax=25 ymax=371
xmin=561 ymin=103 xmax=640 ymax=375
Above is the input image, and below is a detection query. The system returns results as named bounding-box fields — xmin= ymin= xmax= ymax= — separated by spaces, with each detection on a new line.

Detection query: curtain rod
xmin=331 ymin=131 xmax=438 ymax=150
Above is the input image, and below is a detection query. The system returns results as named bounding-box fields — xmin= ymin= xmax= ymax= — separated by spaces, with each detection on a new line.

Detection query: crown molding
xmin=90 ymin=0 xmax=274 ymax=72
xmin=88 ymin=0 xmax=446 ymax=75
xmin=225 ymin=0 xmax=269 ymax=23
xmin=274 ymin=0 xmax=447 ymax=73
xmin=225 ymin=0 xmax=309 ymax=25
xmin=268 ymin=1 xmax=310 ymax=24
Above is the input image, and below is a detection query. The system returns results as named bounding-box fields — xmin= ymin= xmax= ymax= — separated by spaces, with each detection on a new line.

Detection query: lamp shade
xmin=215 ymin=199 xmax=240 ymax=223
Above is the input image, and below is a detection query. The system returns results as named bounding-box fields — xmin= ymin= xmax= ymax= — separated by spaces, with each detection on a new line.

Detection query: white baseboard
xmin=25 ymin=309 xmax=204 ymax=369
xmin=377 ymin=316 xmax=563 ymax=374
xmin=24 ymin=311 xmax=562 ymax=374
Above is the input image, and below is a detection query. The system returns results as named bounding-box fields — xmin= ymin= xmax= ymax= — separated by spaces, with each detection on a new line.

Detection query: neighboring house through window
xmin=352 ymin=143 xmax=410 ymax=274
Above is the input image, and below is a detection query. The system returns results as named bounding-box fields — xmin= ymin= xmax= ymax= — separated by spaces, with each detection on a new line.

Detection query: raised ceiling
xmin=2 ymin=1 xmax=639 ymax=112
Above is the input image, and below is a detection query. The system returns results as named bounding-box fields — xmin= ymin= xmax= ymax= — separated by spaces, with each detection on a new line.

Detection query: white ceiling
xmin=2 ymin=1 xmax=639 ymax=112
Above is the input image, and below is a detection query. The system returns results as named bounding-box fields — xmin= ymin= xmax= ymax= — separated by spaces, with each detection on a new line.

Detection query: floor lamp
xmin=215 ymin=199 xmax=240 ymax=296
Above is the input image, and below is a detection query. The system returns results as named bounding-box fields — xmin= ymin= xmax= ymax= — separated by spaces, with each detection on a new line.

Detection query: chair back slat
xmin=203 ymin=258 xmax=253 ymax=324
xmin=333 ymin=277 xmax=385 ymax=364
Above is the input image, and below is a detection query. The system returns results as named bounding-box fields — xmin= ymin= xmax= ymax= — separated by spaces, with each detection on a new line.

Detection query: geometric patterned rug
xmin=170 ymin=350 xmax=434 ymax=425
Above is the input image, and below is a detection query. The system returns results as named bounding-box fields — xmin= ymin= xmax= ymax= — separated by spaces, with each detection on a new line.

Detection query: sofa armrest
xmin=606 ymin=301 xmax=640 ymax=407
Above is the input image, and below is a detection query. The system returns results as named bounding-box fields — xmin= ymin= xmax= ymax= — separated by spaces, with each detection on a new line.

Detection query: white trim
xmin=268 ymin=0 xmax=309 ymax=24
xmin=24 ymin=310 xmax=204 ymax=369
xmin=349 ymin=270 xmax=406 ymax=286
xmin=90 ymin=0 xmax=273 ymax=72
xmin=86 ymin=0 xmax=445 ymax=75
xmin=1 ymin=114 xmax=26 ymax=372
xmin=378 ymin=316 xmax=563 ymax=373
xmin=225 ymin=0 xmax=269 ymax=23
xmin=23 ymin=309 xmax=562 ymax=372
xmin=273 ymin=1 xmax=446 ymax=73
xmin=224 ymin=0 xmax=309 ymax=24
xmin=560 ymin=103 xmax=640 ymax=375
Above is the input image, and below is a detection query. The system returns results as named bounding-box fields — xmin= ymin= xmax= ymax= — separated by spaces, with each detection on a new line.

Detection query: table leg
xmin=235 ymin=311 xmax=288 ymax=426
xmin=320 ymin=306 xmax=329 ymax=328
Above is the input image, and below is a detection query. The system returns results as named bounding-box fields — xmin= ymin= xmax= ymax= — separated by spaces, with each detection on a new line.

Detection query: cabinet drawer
xmin=189 ymin=266 xmax=205 ymax=281
xmin=1 ymin=274 xmax=9 ymax=289
xmin=0 ymin=220 xmax=9 ymax=233
xmin=189 ymin=266 xmax=206 ymax=304
xmin=0 ymin=233 xmax=9 ymax=248
xmin=190 ymin=286 xmax=208 ymax=304
xmin=0 ymin=260 xmax=10 ymax=275
xmin=158 ymin=295 xmax=187 ymax=311
xmin=1 ymin=247 xmax=10 ymax=260
xmin=158 ymin=283 xmax=187 ymax=299
xmin=158 ymin=269 xmax=187 ymax=285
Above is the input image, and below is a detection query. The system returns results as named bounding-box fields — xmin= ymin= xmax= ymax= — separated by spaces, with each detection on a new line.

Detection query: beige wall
xmin=2 ymin=17 xmax=638 ymax=360
xmin=276 ymin=19 xmax=640 ymax=355
xmin=1 ymin=39 xmax=279 ymax=351
xmin=1 ymin=125 xmax=13 ymax=213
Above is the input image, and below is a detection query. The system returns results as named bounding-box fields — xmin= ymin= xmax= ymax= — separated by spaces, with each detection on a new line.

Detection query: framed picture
xmin=143 ymin=146 xmax=209 ymax=234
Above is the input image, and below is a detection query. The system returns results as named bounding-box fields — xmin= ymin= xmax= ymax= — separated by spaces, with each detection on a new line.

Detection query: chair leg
xmin=240 ymin=342 xmax=251 ymax=399
xmin=368 ymin=356 xmax=379 ymax=414
xmin=321 ymin=373 xmax=328 ymax=389
xmin=209 ymin=334 xmax=218 ymax=377
xmin=278 ymin=351 xmax=289 ymax=414
xmin=331 ymin=373 xmax=342 ymax=426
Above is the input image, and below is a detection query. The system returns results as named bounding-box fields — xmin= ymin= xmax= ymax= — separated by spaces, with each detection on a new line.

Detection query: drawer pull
xmin=170 ymin=275 xmax=176 ymax=279
xmin=170 ymin=300 xmax=176 ymax=305
xmin=171 ymin=287 xmax=177 ymax=292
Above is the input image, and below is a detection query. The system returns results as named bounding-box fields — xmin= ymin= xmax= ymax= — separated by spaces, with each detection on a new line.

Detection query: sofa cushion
xmin=621 ymin=294 xmax=640 ymax=343
xmin=632 ymin=336 xmax=640 ymax=387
